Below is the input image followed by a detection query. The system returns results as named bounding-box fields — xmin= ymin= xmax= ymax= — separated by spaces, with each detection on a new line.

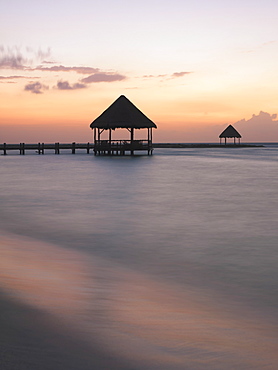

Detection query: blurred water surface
xmin=1 ymin=145 xmax=278 ymax=369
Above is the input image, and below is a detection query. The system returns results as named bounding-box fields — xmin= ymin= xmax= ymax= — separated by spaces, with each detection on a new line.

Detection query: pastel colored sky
xmin=1 ymin=0 xmax=278 ymax=142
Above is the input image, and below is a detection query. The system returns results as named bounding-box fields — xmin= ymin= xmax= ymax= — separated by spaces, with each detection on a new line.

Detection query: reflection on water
xmin=1 ymin=147 xmax=278 ymax=368
xmin=0 ymin=232 xmax=277 ymax=369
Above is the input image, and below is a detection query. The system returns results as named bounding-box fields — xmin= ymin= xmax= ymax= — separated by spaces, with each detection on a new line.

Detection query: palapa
xmin=90 ymin=95 xmax=157 ymax=155
xmin=90 ymin=95 xmax=157 ymax=129
xmin=219 ymin=125 xmax=241 ymax=138
xmin=219 ymin=125 xmax=241 ymax=145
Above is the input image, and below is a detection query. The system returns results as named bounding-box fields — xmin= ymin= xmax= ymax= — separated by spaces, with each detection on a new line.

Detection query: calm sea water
xmin=1 ymin=145 xmax=278 ymax=369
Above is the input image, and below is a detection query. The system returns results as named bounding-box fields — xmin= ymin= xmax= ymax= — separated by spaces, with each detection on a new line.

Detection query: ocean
xmin=1 ymin=145 xmax=278 ymax=369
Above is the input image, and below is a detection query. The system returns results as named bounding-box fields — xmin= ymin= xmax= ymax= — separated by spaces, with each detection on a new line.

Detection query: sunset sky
xmin=1 ymin=0 xmax=278 ymax=143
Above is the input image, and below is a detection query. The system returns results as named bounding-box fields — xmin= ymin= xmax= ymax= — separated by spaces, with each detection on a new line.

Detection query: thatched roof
xmin=90 ymin=95 xmax=157 ymax=129
xmin=219 ymin=125 xmax=241 ymax=138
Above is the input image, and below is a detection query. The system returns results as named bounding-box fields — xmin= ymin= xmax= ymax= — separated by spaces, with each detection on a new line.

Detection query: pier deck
xmin=0 ymin=142 xmax=93 ymax=155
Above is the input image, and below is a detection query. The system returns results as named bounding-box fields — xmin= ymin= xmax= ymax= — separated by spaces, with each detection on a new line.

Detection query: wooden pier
xmin=0 ymin=141 xmax=155 ymax=155
xmin=0 ymin=142 xmax=94 ymax=155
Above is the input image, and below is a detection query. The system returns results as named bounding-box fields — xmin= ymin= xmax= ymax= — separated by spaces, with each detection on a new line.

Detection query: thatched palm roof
xmin=90 ymin=95 xmax=157 ymax=129
xmin=219 ymin=125 xmax=241 ymax=138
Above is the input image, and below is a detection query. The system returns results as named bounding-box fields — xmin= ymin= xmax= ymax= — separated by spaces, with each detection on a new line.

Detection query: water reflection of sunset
xmin=0 ymin=232 xmax=277 ymax=369
xmin=0 ymin=233 xmax=92 ymax=317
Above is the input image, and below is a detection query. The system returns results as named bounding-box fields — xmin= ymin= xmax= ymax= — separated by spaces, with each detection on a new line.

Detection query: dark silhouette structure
xmin=219 ymin=125 xmax=242 ymax=145
xmin=90 ymin=95 xmax=157 ymax=155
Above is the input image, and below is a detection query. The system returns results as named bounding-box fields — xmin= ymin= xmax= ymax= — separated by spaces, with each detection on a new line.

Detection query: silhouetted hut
xmin=219 ymin=125 xmax=241 ymax=145
xmin=90 ymin=95 xmax=157 ymax=155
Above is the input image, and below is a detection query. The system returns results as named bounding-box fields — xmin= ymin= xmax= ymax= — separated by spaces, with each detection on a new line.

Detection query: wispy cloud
xmin=143 ymin=74 xmax=167 ymax=78
xmin=24 ymin=81 xmax=49 ymax=94
xmin=0 ymin=48 xmax=27 ymax=69
xmin=81 ymin=72 xmax=127 ymax=83
xmin=41 ymin=60 xmax=56 ymax=64
xmin=171 ymin=71 xmax=192 ymax=78
xmin=56 ymin=80 xmax=87 ymax=90
xmin=1 ymin=46 xmax=127 ymax=93
xmin=241 ymin=40 xmax=277 ymax=54
xmin=143 ymin=71 xmax=192 ymax=79
xmin=0 ymin=45 xmax=51 ymax=70
xmin=31 ymin=65 xmax=100 ymax=74
xmin=0 ymin=75 xmax=31 ymax=80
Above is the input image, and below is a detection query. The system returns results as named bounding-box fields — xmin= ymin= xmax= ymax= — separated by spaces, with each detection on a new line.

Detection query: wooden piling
xmin=55 ymin=142 xmax=60 ymax=154
xmin=72 ymin=142 xmax=76 ymax=154
xmin=3 ymin=143 xmax=7 ymax=155
xmin=20 ymin=143 xmax=25 ymax=155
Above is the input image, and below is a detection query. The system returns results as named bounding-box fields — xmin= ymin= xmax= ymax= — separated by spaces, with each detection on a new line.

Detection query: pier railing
xmin=94 ymin=139 xmax=151 ymax=149
xmin=94 ymin=140 xmax=153 ymax=155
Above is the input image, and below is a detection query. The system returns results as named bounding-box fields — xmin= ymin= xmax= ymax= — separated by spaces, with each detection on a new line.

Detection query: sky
xmin=1 ymin=0 xmax=278 ymax=143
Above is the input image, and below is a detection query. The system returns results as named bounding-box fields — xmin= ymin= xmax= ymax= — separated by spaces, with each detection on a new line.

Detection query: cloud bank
xmin=232 ymin=111 xmax=278 ymax=142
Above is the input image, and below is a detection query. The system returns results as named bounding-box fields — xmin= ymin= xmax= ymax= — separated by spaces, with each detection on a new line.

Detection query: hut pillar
xmin=130 ymin=128 xmax=134 ymax=155
xmin=109 ymin=129 xmax=112 ymax=154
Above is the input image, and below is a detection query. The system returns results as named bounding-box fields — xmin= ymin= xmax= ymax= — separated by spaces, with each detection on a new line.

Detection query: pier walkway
xmin=0 ymin=142 xmax=93 ymax=155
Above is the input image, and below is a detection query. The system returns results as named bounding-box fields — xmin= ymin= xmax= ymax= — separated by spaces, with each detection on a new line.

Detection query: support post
xmin=55 ymin=142 xmax=60 ymax=154
xmin=130 ymin=128 xmax=134 ymax=155
xmin=20 ymin=143 xmax=25 ymax=155
xmin=38 ymin=142 xmax=41 ymax=154
xmin=94 ymin=128 xmax=97 ymax=155
xmin=72 ymin=142 xmax=76 ymax=154
xmin=3 ymin=142 xmax=7 ymax=155
xmin=87 ymin=142 xmax=90 ymax=154
xmin=109 ymin=129 xmax=112 ymax=155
